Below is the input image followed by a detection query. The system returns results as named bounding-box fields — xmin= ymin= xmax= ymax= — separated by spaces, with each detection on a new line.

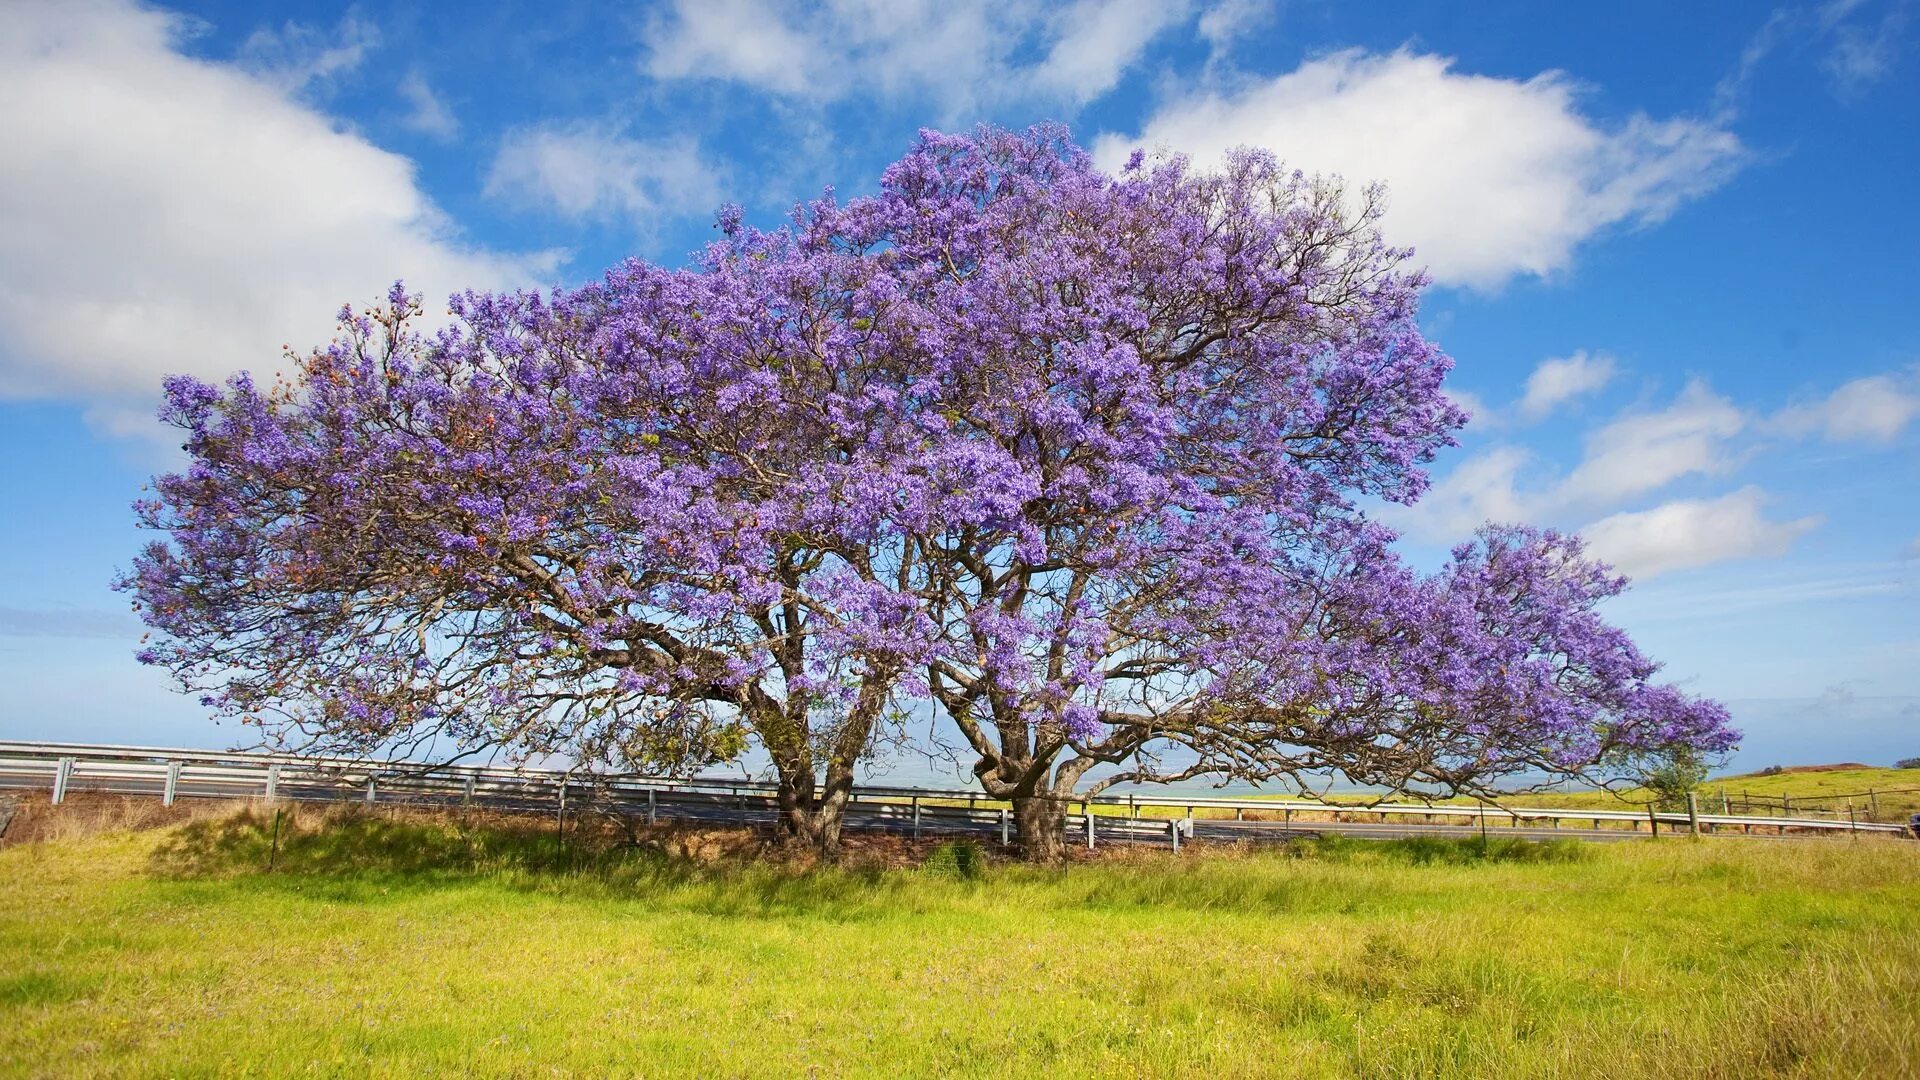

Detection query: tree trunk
xmin=773 ymin=765 xmax=818 ymax=846
xmin=1011 ymin=794 xmax=1068 ymax=863
xmin=768 ymin=748 xmax=858 ymax=858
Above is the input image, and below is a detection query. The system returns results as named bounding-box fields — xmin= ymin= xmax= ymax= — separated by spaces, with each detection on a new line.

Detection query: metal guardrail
xmin=0 ymin=740 xmax=1910 ymax=845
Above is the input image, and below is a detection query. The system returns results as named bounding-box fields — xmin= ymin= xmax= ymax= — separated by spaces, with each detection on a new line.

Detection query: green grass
xmin=2 ymin=805 xmax=1918 ymax=1078
xmin=1449 ymin=766 xmax=1920 ymax=822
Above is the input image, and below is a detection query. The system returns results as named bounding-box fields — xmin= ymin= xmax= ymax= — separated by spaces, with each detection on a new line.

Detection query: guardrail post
xmin=1169 ymin=817 xmax=1180 ymax=852
xmin=365 ymin=777 xmax=376 ymax=805
xmin=163 ymin=761 xmax=181 ymax=807
xmin=999 ymin=807 xmax=1010 ymax=846
xmin=647 ymin=787 xmax=657 ymax=826
xmin=462 ymin=775 xmax=475 ymax=806
xmin=1085 ymin=804 xmax=1095 ymax=850
xmin=52 ymin=757 xmax=73 ymax=804
xmin=912 ymin=796 xmax=921 ymax=841
xmin=266 ymin=764 xmax=281 ymax=802
xmin=1687 ymin=792 xmax=1700 ymax=837
xmin=1648 ymin=805 xmax=1658 ymax=838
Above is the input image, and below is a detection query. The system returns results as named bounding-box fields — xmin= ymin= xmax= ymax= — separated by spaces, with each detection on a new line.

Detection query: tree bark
xmin=1011 ymin=794 xmax=1068 ymax=863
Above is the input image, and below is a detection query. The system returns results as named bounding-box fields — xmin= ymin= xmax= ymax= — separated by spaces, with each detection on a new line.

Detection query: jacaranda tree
xmin=123 ymin=125 xmax=1736 ymax=859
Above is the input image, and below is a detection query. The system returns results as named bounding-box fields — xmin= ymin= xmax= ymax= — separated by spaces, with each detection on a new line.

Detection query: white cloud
xmin=1397 ymin=445 xmax=1535 ymax=538
xmin=236 ymin=10 xmax=381 ymax=96
xmin=640 ymin=0 xmax=1186 ymax=116
xmin=1718 ymin=0 xmax=1909 ymax=111
xmin=1558 ymin=380 xmax=1746 ymax=506
xmin=485 ymin=123 xmax=721 ymax=225
xmin=1196 ymin=0 xmax=1274 ymax=55
xmin=1580 ymin=487 xmax=1822 ymax=581
xmin=1029 ymin=0 xmax=1192 ymax=105
xmin=1518 ymin=351 xmax=1616 ymax=420
xmin=1091 ymin=50 xmax=1745 ymax=289
xmin=1772 ymin=369 xmax=1920 ymax=443
xmin=1823 ymin=1 xmax=1908 ymax=96
xmin=0 ymin=0 xmax=555 ymax=406
xmin=1444 ymin=388 xmax=1498 ymax=431
xmin=1395 ymin=380 xmax=1748 ymax=540
xmin=397 ymin=71 xmax=459 ymax=141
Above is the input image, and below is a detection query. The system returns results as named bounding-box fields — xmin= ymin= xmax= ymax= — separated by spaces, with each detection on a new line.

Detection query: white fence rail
xmin=0 ymin=740 xmax=1909 ymax=844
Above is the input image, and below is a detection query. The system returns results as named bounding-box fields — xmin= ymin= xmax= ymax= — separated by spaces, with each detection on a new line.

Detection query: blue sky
xmin=1 ymin=0 xmax=1915 ymax=771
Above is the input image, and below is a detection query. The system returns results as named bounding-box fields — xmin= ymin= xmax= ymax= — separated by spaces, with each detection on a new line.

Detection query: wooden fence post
xmin=1687 ymin=792 xmax=1700 ymax=836
xmin=1648 ymin=805 xmax=1659 ymax=838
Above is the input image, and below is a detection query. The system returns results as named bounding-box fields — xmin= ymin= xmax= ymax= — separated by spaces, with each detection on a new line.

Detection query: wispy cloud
xmin=1517 ymin=351 xmax=1617 ymax=421
xmin=485 ymin=123 xmax=722 ymax=228
xmin=236 ymin=9 xmax=381 ymax=97
xmin=0 ymin=606 xmax=143 ymax=640
xmin=397 ymin=71 xmax=459 ymax=141
xmin=1770 ymin=366 xmax=1920 ymax=443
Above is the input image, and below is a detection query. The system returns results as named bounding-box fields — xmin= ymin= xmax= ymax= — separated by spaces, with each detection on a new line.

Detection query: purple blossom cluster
xmin=120 ymin=125 xmax=1736 ymax=854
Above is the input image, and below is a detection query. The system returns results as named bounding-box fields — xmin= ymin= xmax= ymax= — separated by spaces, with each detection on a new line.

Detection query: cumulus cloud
xmin=1091 ymin=50 xmax=1746 ymax=290
xmin=1518 ymin=351 xmax=1616 ymax=420
xmin=1772 ymin=368 xmax=1920 ymax=443
xmin=640 ymin=0 xmax=1188 ymax=116
xmin=0 ymin=0 xmax=555 ymax=410
xmin=1579 ymin=487 xmax=1822 ymax=581
xmin=485 ymin=123 xmax=721 ymax=225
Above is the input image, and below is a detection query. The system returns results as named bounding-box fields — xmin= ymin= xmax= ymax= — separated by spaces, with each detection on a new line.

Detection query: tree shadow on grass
xmin=147 ymin=807 xmax=1595 ymax=922
xmin=148 ymin=806 xmax=911 ymax=920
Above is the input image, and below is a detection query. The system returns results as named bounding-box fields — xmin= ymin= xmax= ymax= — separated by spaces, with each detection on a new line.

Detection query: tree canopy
xmin=123 ymin=125 xmax=1736 ymax=857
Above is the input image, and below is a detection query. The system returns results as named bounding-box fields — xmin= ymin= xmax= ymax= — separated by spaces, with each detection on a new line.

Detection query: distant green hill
xmin=1467 ymin=765 xmax=1920 ymax=822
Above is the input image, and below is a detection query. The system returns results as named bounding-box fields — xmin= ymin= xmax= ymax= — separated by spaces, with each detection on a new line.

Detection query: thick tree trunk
xmin=1011 ymin=794 xmax=1068 ymax=863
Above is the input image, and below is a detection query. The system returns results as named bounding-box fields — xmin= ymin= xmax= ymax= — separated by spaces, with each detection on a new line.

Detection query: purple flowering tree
xmin=123 ymin=125 xmax=1735 ymax=859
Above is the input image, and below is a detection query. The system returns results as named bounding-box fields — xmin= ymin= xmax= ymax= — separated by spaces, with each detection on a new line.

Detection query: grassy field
xmin=2 ymin=800 xmax=1917 ymax=1079
xmin=1463 ymin=766 xmax=1920 ymax=822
